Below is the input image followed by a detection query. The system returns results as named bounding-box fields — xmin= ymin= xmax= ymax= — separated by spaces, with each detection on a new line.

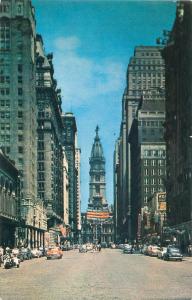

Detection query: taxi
xmin=46 ymin=247 xmax=63 ymax=260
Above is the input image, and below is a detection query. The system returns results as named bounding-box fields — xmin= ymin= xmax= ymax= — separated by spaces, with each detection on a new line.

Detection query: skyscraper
xmin=115 ymin=46 xmax=166 ymax=241
xmin=163 ymin=1 xmax=192 ymax=246
xmin=62 ymin=112 xmax=79 ymax=241
xmin=36 ymin=34 xmax=64 ymax=241
xmin=128 ymin=47 xmax=166 ymax=240
xmin=0 ymin=0 xmax=46 ymax=245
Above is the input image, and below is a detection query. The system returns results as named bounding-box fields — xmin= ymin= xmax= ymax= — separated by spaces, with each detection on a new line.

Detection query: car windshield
xmin=170 ymin=249 xmax=180 ymax=253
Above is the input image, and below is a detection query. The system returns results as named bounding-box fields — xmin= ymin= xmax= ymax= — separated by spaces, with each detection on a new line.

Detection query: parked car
xmin=86 ymin=243 xmax=93 ymax=251
xmin=110 ymin=243 xmax=116 ymax=249
xmin=101 ymin=242 xmax=108 ymax=248
xmin=157 ymin=247 xmax=167 ymax=259
xmin=148 ymin=245 xmax=161 ymax=257
xmin=123 ymin=245 xmax=134 ymax=254
xmin=163 ymin=247 xmax=183 ymax=261
xmin=141 ymin=245 xmax=149 ymax=255
xmin=31 ymin=248 xmax=43 ymax=258
xmin=46 ymin=247 xmax=63 ymax=260
xmin=21 ymin=248 xmax=32 ymax=260
xmin=79 ymin=245 xmax=87 ymax=253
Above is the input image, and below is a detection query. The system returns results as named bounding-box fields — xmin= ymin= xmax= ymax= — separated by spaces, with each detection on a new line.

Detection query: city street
xmin=0 ymin=249 xmax=192 ymax=300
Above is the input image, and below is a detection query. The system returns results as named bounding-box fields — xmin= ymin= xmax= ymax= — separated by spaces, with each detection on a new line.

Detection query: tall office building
xmin=129 ymin=91 xmax=166 ymax=239
xmin=127 ymin=47 xmax=166 ymax=240
xmin=163 ymin=1 xmax=192 ymax=247
xmin=115 ymin=46 xmax=166 ymax=241
xmin=113 ymin=138 xmax=121 ymax=242
xmin=0 ymin=0 xmax=47 ymax=245
xmin=36 ymin=34 xmax=64 ymax=242
xmin=75 ymin=147 xmax=81 ymax=240
xmin=62 ymin=112 xmax=78 ymax=240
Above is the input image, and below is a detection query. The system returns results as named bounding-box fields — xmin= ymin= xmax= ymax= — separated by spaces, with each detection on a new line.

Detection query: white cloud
xmin=53 ymin=36 xmax=125 ymax=109
xmin=54 ymin=36 xmax=81 ymax=53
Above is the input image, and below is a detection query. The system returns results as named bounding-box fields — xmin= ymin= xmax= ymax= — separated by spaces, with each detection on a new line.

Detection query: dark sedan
xmin=163 ymin=248 xmax=183 ymax=261
xmin=123 ymin=246 xmax=134 ymax=254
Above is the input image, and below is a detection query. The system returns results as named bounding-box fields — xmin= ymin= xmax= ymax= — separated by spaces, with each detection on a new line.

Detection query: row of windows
xmin=138 ymin=52 xmax=161 ymax=57
xmin=0 ymin=135 xmax=10 ymax=142
xmin=0 ymin=123 xmax=10 ymax=130
xmin=143 ymin=150 xmax=166 ymax=157
xmin=132 ymin=56 xmax=163 ymax=63
xmin=131 ymin=73 xmax=163 ymax=79
xmin=142 ymin=128 xmax=164 ymax=135
xmin=0 ymin=75 xmax=10 ymax=83
xmin=0 ymin=135 xmax=23 ymax=142
xmin=0 ymin=88 xmax=9 ymax=95
xmin=144 ymin=167 xmax=165 ymax=176
xmin=0 ymin=28 xmax=10 ymax=49
xmin=131 ymin=78 xmax=164 ymax=84
xmin=1 ymin=123 xmax=23 ymax=130
xmin=0 ymin=111 xmax=10 ymax=118
xmin=0 ymin=146 xmax=10 ymax=154
xmin=0 ymin=100 xmax=10 ymax=107
xmin=143 ymin=160 xmax=166 ymax=167
xmin=144 ymin=178 xmax=163 ymax=185
xmin=144 ymin=186 xmax=164 ymax=193
xmin=139 ymin=120 xmax=164 ymax=127
xmin=129 ymin=66 xmax=164 ymax=71
xmin=0 ymin=4 xmax=10 ymax=13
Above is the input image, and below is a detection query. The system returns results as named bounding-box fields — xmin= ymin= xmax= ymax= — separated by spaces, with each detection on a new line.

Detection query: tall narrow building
xmin=75 ymin=147 xmax=81 ymax=241
xmin=114 ymin=46 xmax=166 ymax=242
xmin=0 ymin=0 xmax=46 ymax=246
xmin=127 ymin=47 xmax=166 ymax=240
xmin=36 ymin=34 xmax=64 ymax=242
xmin=82 ymin=127 xmax=114 ymax=245
xmin=62 ymin=112 xmax=78 ymax=241
xmin=163 ymin=1 xmax=192 ymax=248
xmin=88 ymin=126 xmax=108 ymax=211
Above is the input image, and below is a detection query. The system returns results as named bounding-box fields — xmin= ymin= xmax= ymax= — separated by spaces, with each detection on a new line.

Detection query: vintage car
xmin=163 ymin=247 xmax=183 ymax=261
xmin=46 ymin=247 xmax=63 ymax=260
xmin=147 ymin=245 xmax=161 ymax=257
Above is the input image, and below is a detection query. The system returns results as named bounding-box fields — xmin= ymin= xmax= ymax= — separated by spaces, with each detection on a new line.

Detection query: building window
xmin=18 ymin=88 xmax=23 ymax=95
xmin=18 ymin=64 xmax=23 ymax=73
xmin=18 ymin=111 xmax=23 ymax=118
xmin=18 ymin=99 xmax=23 ymax=107
xmin=0 ymin=21 xmax=10 ymax=50
xmin=95 ymin=185 xmax=100 ymax=194
xmin=18 ymin=123 xmax=23 ymax=130
xmin=18 ymin=146 xmax=23 ymax=153
xmin=18 ymin=135 xmax=23 ymax=142
xmin=95 ymin=175 xmax=100 ymax=181
xmin=18 ymin=76 xmax=22 ymax=84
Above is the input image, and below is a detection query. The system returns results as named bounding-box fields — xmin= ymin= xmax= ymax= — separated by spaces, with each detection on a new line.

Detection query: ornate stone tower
xmin=88 ymin=126 xmax=108 ymax=211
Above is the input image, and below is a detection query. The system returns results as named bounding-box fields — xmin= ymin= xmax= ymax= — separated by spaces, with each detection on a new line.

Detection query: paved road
xmin=0 ymin=249 xmax=192 ymax=300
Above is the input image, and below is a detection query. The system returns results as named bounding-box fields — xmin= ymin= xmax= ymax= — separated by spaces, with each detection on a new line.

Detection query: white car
xmin=157 ymin=247 xmax=167 ymax=259
xmin=31 ymin=248 xmax=42 ymax=258
xmin=86 ymin=244 xmax=93 ymax=251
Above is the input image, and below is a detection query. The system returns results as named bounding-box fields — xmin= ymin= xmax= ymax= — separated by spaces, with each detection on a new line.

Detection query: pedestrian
xmin=188 ymin=244 xmax=192 ymax=257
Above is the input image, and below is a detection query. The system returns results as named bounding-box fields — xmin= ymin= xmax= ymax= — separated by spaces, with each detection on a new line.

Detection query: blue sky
xmin=33 ymin=0 xmax=176 ymax=211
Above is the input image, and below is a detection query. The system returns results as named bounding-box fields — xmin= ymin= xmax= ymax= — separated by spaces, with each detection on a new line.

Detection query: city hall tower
xmin=88 ymin=126 xmax=108 ymax=211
